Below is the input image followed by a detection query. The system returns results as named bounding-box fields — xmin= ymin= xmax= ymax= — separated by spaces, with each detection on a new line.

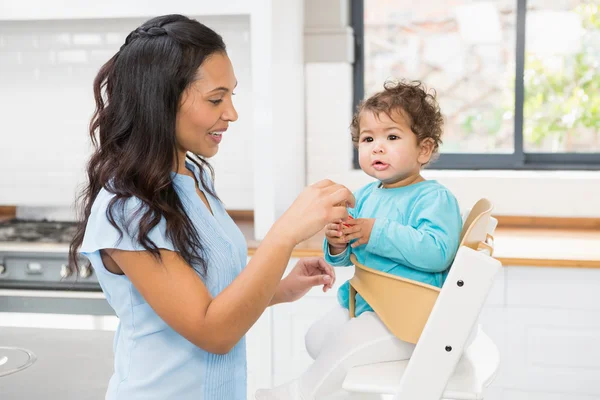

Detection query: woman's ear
xmin=418 ymin=138 xmax=435 ymax=165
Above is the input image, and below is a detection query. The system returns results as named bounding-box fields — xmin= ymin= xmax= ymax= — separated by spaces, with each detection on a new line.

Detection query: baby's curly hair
xmin=350 ymin=79 xmax=444 ymax=165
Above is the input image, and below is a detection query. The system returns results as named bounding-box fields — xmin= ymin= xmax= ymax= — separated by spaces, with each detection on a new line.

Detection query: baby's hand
xmin=325 ymin=222 xmax=348 ymax=249
xmin=342 ymin=218 xmax=376 ymax=248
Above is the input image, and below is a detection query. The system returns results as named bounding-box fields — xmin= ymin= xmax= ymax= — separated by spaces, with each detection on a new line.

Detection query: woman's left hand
xmin=274 ymin=257 xmax=336 ymax=304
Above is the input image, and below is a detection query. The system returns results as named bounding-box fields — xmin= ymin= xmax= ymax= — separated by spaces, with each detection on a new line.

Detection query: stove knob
xmin=27 ymin=262 xmax=43 ymax=275
xmin=60 ymin=264 xmax=72 ymax=278
xmin=79 ymin=264 xmax=93 ymax=279
xmin=0 ymin=264 xmax=5 ymax=275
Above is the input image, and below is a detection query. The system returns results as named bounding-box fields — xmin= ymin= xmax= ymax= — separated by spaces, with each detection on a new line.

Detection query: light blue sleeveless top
xmin=80 ymin=161 xmax=248 ymax=399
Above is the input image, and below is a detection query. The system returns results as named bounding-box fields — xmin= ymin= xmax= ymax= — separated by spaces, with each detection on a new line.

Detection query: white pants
xmin=299 ymin=304 xmax=416 ymax=399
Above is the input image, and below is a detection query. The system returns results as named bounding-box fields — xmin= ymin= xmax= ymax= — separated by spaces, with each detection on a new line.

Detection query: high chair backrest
xmin=347 ymin=198 xmax=496 ymax=344
xmin=459 ymin=198 xmax=494 ymax=255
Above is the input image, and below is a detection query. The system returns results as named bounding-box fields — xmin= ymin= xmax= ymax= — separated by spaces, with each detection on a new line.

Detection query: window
xmin=352 ymin=0 xmax=600 ymax=170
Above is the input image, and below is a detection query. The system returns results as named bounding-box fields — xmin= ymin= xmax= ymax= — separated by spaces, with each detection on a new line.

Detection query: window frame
xmin=351 ymin=0 xmax=600 ymax=171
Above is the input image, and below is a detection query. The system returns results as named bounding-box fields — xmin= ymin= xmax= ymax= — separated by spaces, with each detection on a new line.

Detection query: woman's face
xmin=175 ymin=52 xmax=238 ymax=159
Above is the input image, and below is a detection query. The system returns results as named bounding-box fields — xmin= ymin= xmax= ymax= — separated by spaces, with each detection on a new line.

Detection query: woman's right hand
xmin=272 ymin=180 xmax=355 ymax=245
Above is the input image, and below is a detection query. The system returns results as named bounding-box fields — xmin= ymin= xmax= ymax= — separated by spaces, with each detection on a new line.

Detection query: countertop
xmin=236 ymin=218 xmax=600 ymax=268
xmin=2 ymin=206 xmax=599 ymax=268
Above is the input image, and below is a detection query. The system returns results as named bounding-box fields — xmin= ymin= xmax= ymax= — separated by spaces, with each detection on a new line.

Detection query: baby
xmin=256 ymin=80 xmax=463 ymax=399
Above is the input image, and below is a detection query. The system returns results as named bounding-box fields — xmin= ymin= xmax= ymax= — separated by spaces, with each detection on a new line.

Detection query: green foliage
xmin=461 ymin=3 xmax=599 ymax=150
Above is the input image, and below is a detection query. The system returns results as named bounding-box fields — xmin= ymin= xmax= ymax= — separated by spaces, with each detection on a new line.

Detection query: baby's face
xmin=357 ymin=110 xmax=429 ymax=187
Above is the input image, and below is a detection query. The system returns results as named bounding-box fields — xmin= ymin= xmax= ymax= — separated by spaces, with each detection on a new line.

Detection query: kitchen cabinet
xmin=245 ymin=257 xmax=354 ymax=396
xmin=247 ymin=257 xmax=600 ymax=400
xmin=270 ymin=262 xmax=355 ymax=386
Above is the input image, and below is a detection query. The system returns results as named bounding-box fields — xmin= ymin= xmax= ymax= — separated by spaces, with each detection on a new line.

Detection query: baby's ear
xmin=418 ymin=138 xmax=435 ymax=164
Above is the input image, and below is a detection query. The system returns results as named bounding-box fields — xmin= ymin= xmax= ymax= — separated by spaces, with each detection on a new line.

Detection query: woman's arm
xmin=107 ymin=180 xmax=354 ymax=354
xmin=267 ymin=257 xmax=336 ymax=306
xmin=107 ymin=232 xmax=293 ymax=354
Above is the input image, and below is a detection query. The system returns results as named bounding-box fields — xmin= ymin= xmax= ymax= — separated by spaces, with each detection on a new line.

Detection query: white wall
xmin=249 ymin=0 xmax=307 ymax=239
xmin=305 ymin=63 xmax=355 ymax=176
xmin=0 ymin=14 xmax=254 ymax=210
xmin=271 ymin=0 xmax=306 ymax=218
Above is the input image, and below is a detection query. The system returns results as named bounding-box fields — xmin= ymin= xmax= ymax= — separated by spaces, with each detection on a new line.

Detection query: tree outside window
xmin=356 ymin=0 xmax=600 ymax=168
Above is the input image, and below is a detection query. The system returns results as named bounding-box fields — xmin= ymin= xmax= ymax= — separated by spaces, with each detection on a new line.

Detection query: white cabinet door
xmin=249 ymin=256 xmax=600 ymax=399
xmin=501 ymin=267 xmax=600 ymax=396
xmin=477 ymin=266 xmax=600 ymax=400
xmin=271 ymin=260 xmax=356 ymax=386
xmin=247 ymin=307 xmax=272 ymax=399
xmin=245 ymin=256 xmax=273 ymax=398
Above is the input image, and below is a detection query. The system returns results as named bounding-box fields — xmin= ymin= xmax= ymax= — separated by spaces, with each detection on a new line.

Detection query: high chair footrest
xmin=342 ymin=328 xmax=499 ymax=400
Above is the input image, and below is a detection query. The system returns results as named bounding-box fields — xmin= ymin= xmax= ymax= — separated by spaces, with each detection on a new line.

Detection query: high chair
xmin=342 ymin=199 xmax=502 ymax=400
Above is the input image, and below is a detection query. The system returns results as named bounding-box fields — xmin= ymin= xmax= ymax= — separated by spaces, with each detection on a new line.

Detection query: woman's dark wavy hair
xmin=69 ymin=14 xmax=226 ymax=276
xmin=350 ymin=79 xmax=444 ymax=166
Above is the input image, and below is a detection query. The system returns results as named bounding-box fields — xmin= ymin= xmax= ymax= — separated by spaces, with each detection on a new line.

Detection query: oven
xmin=0 ymin=220 xmax=117 ymax=399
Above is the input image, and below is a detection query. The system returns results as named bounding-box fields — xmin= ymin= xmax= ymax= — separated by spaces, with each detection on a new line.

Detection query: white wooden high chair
xmin=342 ymin=199 xmax=502 ymax=400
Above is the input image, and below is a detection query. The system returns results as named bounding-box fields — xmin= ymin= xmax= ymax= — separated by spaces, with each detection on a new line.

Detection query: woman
xmin=69 ymin=14 xmax=354 ymax=399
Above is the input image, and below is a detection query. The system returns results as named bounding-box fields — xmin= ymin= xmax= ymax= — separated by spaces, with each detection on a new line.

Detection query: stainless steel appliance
xmin=0 ymin=219 xmax=116 ymax=400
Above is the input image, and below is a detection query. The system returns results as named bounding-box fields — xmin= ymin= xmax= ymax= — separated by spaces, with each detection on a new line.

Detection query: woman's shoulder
xmin=89 ymin=187 xmax=144 ymax=221
xmin=81 ymin=187 xmax=173 ymax=254
xmin=87 ymin=187 xmax=114 ymax=223
xmin=89 ymin=187 xmax=116 ymax=213
xmin=81 ymin=188 xmax=137 ymax=248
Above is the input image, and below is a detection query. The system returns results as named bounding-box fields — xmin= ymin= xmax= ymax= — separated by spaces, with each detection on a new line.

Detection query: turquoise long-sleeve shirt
xmin=324 ymin=180 xmax=463 ymax=317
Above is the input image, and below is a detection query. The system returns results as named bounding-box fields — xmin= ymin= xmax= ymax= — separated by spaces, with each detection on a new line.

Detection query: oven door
xmin=0 ymin=289 xmax=117 ymax=399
